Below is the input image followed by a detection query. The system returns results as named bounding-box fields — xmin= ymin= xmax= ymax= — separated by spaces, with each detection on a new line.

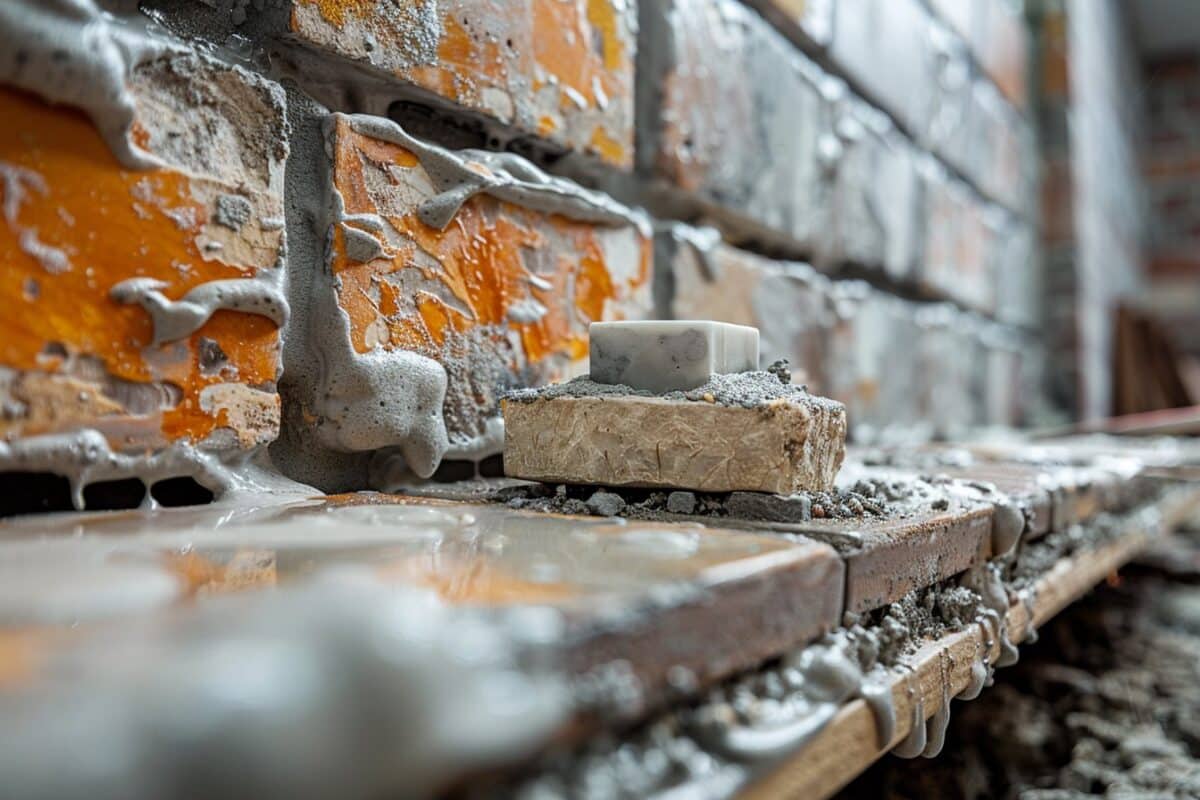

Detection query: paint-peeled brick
xmin=829 ymin=0 xmax=935 ymax=134
xmin=291 ymin=113 xmax=650 ymax=482
xmin=639 ymin=0 xmax=835 ymax=251
xmin=503 ymin=391 xmax=848 ymax=494
xmin=657 ymin=227 xmax=834 ymax=394
xmin=284 ymin=0 xmax=636 ymax=168
xmin=0 ymin=52 xmax=287 ymax=457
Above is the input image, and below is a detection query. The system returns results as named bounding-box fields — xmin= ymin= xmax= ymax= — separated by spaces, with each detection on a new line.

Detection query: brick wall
xmin=0 ymin=0 xmax=1042 ymax=499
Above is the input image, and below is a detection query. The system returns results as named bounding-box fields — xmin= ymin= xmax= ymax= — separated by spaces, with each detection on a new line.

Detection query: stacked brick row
xmin=702 ymin=0 xmax=1040 ymax=327
xmin=0 ymin=0 xmax=1040 ymax=497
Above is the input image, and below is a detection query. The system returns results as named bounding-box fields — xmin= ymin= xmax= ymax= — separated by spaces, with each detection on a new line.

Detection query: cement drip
xmin=0 ymin=429 xmax=311 ymax=511
xmin=110 ymin=277 xmax=289 ymax=345
xmin=343 ymin=114 xmax=650 ymax=234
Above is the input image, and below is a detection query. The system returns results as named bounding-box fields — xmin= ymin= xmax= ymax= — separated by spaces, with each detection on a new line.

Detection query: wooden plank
xmin=738 ymin=515 xmax=1166 ymax=800
xmin=0 ymin=496 xmax=845 ymax=724
xmin=789 ymin=504 xmax=994 ymax=614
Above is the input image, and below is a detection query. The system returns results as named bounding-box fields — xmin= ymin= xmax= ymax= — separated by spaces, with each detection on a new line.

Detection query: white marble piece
xmin=589 ymin=320 xmax=760 ymax=392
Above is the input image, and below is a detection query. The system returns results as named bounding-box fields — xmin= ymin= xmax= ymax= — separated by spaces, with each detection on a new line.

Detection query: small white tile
xmin=589 ymin=321 xmax=759 ymax=392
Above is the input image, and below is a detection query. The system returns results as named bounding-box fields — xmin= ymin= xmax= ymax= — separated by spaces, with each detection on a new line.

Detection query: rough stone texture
xmin=0 ymin=52 xmax=287 ymax=455
xmin=304 ymin=114 xmax=650 ymax=468
xmin=639 ymin=0 xmax=835 ymax=251
xmin=656 ymin=227 xmax=835 ymax=395
xmin=502 ymin=391 xmax=848 ymax=494
xmin=284 ymin=0 xmax=636 ymax=168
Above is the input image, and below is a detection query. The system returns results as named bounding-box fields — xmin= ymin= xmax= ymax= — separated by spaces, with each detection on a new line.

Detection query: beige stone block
xmin=502 ymin=393 xmax=847 ymax=493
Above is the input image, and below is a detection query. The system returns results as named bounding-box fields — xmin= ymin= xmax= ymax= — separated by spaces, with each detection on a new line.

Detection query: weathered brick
xmin=284 ymin=0 xmax=636 ymax=167
xmin=639 ymin=0 xmax=835 ymax=251
xmin=656 ymin=228 xmax=834 ymax=393
xmin=924 ymin=20 xmax=975 ymax=179
xmin=918 ymin=159 xmax=995 ymax=314
xmin=278 ymin=113 xmax=650 ymax=488
xmin=969 ymin=77 xmax=1030 ymax=210
xmin=742 ymin=0 xmax=835 ymax=47
xmin=974 ymin=0 xmax=1030 ymax=111
xmin=828 ymin=0 xmax=935 ymax=134
xmin=0 ymin=42 xmax=288 ymax=488
xmin=992 ymin=211 xmax=1038 ymax=328
xmin=824 ymin=286 xmax=925 ymax=441
xmin=819 ymin=97 xmax=921 ymax=279
xmin=913 ymin=305 xmax=981 ymax=439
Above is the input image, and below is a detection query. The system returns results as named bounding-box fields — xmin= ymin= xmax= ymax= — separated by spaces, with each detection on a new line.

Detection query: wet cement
xmin=504 ymin=362 xmax=844 ymax=415
xmin=839 ymin=529 xmax=1200 ymax=800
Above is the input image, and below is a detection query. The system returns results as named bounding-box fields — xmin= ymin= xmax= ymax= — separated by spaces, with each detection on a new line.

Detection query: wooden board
xmin=737 ymin=516 xmax=1167 ymax=800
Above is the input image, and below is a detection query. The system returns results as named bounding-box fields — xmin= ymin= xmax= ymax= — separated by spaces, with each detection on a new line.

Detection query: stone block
xmin=276 ymin=112 xmax=650 ymax=490
xmin=281 ymin=0 xmax=636 ymax=168
xmin=0 ymin=8 xmax=288 ymax=503
xmin=589 ymin=320 xmax=759 ymax=393
xmin=639 ymin=0 xmax=835 ymax=252
xmin=502 ymin=383 xmax=848 ymax=493
xmin=656 ymin=227 xmax=835 ymax=395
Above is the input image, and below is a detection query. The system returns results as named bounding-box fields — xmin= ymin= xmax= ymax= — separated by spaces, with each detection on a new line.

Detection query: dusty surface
xmin=840 ymin=530 xmax=1200 ymax=800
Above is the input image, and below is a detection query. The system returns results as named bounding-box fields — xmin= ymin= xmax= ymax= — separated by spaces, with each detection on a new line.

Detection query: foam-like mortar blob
xmin=110 ymin=277 xmax=289 ymax=345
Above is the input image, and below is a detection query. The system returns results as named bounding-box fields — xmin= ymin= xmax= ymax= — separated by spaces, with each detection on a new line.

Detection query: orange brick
xmin=279 ymin=113 xmax=650 ymax=487
xmin=285 ymin=0 xmax=635 ymax=168
xmin=1 ymin=54 xmax=288 ymax=473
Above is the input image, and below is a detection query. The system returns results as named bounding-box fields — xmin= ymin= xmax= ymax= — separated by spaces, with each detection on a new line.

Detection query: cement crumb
xmin=503 ymin=369 xmax=842 ymax=413
xmin=494 ymin=482 xmax=888 ymax=522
